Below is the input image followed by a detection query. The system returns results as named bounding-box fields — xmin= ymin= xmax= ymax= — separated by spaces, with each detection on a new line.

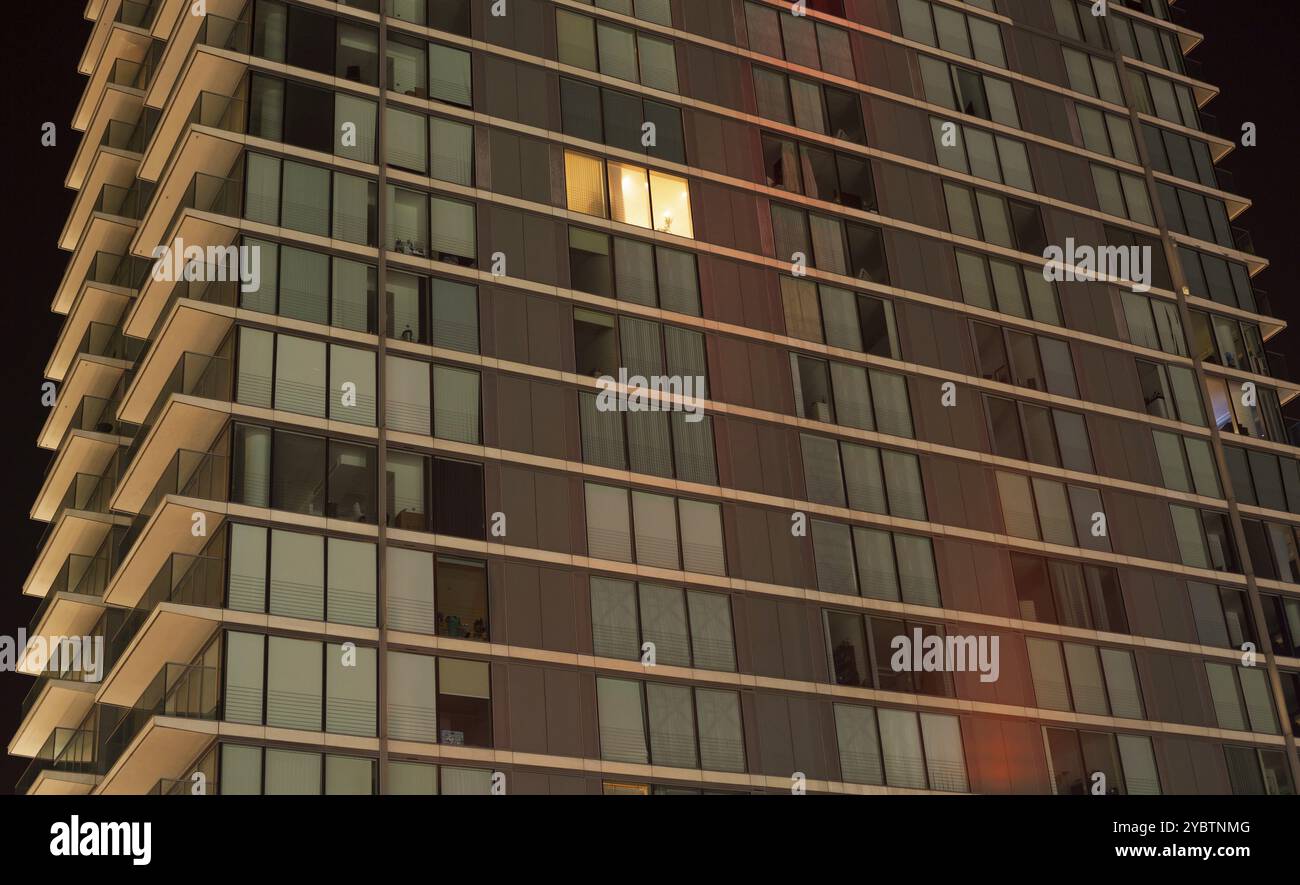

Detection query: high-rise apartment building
xmin=10 ymin=0 xmax=1300 ymax=796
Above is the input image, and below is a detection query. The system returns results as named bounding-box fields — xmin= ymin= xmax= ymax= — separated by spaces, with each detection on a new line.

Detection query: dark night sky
xmin=0 ymin=2 xmax=1294 ymax=793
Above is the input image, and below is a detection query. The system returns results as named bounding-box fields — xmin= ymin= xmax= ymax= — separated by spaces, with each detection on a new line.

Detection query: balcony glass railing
xmin=15 ymin=727 xmax=95 ymax=795
xmin=93 ymin=181 xmax=154 ymax=221
xmin=124 ymin=351 xmax=232 ymax=465
xmin=186 ymin=91 xmax=247 ymax=136
xmin=49 ymin=472 xmax=114 ymax=523
xmin=99 ymin=118 xmax=143 ymax=153
xmin=114 ymin=0 xmax=160 ymax=29
xmin=161 ymin=171 xmax=242 ymax=243
xmin=106 ymin=58 xmax=144 ymax=89
xmin=97 ymin=663 xmax=220 ymax=775
xmin=123 ymin=448 xmax=229 ymax=551
xmin=196 ymin=12 xmax=251 ymax=54
xmin=55 ymin=393 xmax=134 ymax=451
xmin=104 ymin=553 xmax=225 ymax=674
xmin=75 ymin=320 xmax=147 ymax=363
xmin=82 ymin=251 xmax=152 ymax=292
xmin=150 ymin=776 xmax=219 ymax=796
xmin=19 ymin=659 xmax=100 ymax=724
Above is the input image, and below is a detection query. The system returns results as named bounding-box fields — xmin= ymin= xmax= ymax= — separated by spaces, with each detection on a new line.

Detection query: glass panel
xmin=267 ymin=636 xmax=323 ymax=731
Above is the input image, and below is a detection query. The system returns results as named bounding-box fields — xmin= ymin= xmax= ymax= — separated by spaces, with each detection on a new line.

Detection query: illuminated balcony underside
xmin=149 ymin=0 xmax=195 ymax=43
xmin=112 ymin=397 xmax=229 ymax=514
xmin=118 ymin=301 xmax=232 ymax=425
xmin=96 ymin=715 xmax=215 ymax=796
xmin=97 ymin=604 xmax=219 ymax=709
xmin=126 ymin=214 xmax=238 ymax=338
xmin=18 ymin=594 xmax=108 ymax=677
xmin=61 ymin=152 xmax=139 ymax=252
xmin=142 ymin=0 xmax=246 ymax=116
xmin=78 ymin=0 xmax=131 ymax=76
xmin=26 ymin=770 xmax=97 ymax=796
xmin=136 ymin=49 xmax=246 ymax=185
xmin=37 ymin=356 xmax=131 ymax=450
xmin=53 ymin=219 xmax=134 ymax=315
xmin=75 ymin=25 xmax=151 ymax=131
xmin=8 ymin=680 xmax=96 ymax=758
xmin=31 ymin=431 xmax=121 ymax=522
xmin=102 ymin=497 xmax=225 ymax=609
xmin=46 ymin=285 xmax=131 ymax=383
xmin=68 ymin=86 xmax=143 ymax=191
xmin=25 ymin=510 xmax=128 ymax=599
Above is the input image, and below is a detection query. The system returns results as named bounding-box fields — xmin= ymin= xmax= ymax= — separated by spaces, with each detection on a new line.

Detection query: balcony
xmin=114 ymin=351 xmax=233 ymax=515
xmin=23 ymin=496 xmax=130 ymax=602
xmin=120 ymin=292 xmax=235 ymax=429
xmin=141 ymin=4 xmax=250 ymax=125
xmin=68 ymin=91 xmax=151 ymax=191
xmin=103 ymin=448 xmax=229 ymax=610
xmin=47 ymin=266 xmax=136 ymax=383
xmin=74 ymin=4 xmax=156 ymax=130
xmin=19 ymin=558 xmax=108 ymax=679
xmin=146 ymin=85 xmax=248 ymax=181
xmin=60 ymin=133 xmax=143 ymax=252
xmin=126 ymin=248 xmax=243 ymax=342
xmin=134 ymin=160 xmax=246 ymax=289
xmin=96 ymin=662 xmax=220 ymax=795
xmin=31 ymin=433 xmax=123 ymax=524
xmin=52 ymin=247 xmax=148 ymax=317
xmin=9 ymin=674 xmax=98 ymax=760
xmin=99 ymin=553 xmax=225 ymax=708
xmin=16 ymin=727 xmax=97 ymax=795
xmin=38 ymin=345 xmax=136 ymax=451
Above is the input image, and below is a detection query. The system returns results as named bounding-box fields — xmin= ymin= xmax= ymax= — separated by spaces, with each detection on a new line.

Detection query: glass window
xmin=678 ymin=499 xmax=725 ymax=575
xmin=330 ymin=344 xmax=376 ymax=426
xmin=325 ymin=642 xmax=376 ymax=736
xmin=224 ymin=632 xmax=265 ymax=725
xmin=695 ymin=688 xmax=745 ymax=773
xmin=437 ymin=557 xmax=488 ymax=642
xmin=834 ymin=704 xmax=883 ymax=786
xmin=387 ymin=546 xmax=435 ymax=634
xmin=328 ymin=537 xmax=376 ymax=628
xmin=270 ymin=529 xmax=323 ymax=620
xmin=267 ymin=636 xmax=323 ymax=731
xmin=387 ymin=650 xmax=437 ymax=742
xmin=433 ymin=365 xmax=480 ymax=443
xmin=591 ymin=577 xmax=639 ymax=660
xmin=586 ymin=483 xmax=632 ymax=562
xmin=597 ymin=677 xmax=648 ymax=763
xmin=265 ymin=748 xmax=321 ymax=795
xmin=687 ymin=590 xmax=735 ymax=672
xmin=274 ymin=335 xmax=326 ymax=417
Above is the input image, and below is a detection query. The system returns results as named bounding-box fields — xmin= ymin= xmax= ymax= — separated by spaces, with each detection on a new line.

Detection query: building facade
xmin=10 ymin=0 xmax=1300 ymax=795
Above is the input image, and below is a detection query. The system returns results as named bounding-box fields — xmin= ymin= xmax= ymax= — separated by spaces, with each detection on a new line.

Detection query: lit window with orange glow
xmin=565 ymin=150 xmax=694 ymax=239
xmin=649 ymin=170 xmax=693 ymax=238
xmin=565 ymin=151 xmax=608 ymax=218
xmin=608 ymin=161 xmax=652 ymax=229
